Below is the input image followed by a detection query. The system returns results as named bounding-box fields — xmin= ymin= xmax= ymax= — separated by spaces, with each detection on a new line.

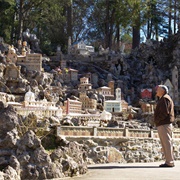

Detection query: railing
xmin=56 ymin=126 xmax=180 ymax=139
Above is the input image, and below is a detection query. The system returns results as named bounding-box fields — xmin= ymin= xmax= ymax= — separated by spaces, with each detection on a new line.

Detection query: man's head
xmin=156 ymin=85 xmax=168 ymax=98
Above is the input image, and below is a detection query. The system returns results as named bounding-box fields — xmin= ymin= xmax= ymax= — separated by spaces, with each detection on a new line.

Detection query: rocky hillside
xmin=0 ymin=102 xmax=87 ymax=180
xmin=64 ymin=32 xmax=180 ymax=105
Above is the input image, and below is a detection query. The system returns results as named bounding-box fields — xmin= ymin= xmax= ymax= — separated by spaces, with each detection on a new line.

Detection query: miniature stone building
xmin=97 ymin=86 xmax=114 ymax=100
xmin=8 ymin=90 xmax=63 ymax=118
xmin=69 ymin=40 xmax=94 ymax=56
xmin=79 ymin=92 xmax=97 ymax=110
xmin=72 ymin=41 xmax=94 ymax=55
xmin=104 ymin=88 xmax=122 ymax=112
xmin=69 ymin=68 xmax=78 ymax=81
xmin=139 ymin=100 xmax=155 ymax=113
xmin=62 ymin=68 xmax=78 ymax=82
xmin=141 ymin=88 xmax=152 ymax=99
xmin=64 ymin=98 xmax=82 ymax=115
xmin=78 ymin=77 xmax=92 ymax=91
xmin=17 ymin=53 xmax=42 ymax=71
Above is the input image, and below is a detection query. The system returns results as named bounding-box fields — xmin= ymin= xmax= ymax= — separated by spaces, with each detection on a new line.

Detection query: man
xmin=154 ymin=85 xmax=175 ymax=167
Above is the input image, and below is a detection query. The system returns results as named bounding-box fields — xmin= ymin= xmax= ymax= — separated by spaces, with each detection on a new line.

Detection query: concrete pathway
xmin=60 ymin=161 xmax=180 ymax=180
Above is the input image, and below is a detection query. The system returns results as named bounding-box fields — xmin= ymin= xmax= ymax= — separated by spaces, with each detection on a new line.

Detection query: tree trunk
xmin=105 ymin=0 xmax=110 ymax=48
xmin=147 ymin=19 xmax=151 ymax=39
xmin=109 ymin=7 xmax=115 ymax=50
xmin=168 ymin=0 xmax=172 ymax=36
xmin=10 ymin=10 xmax=16 ymax=44
xmin=155 ymin=23 xmax=158 ymax=40
xmin=132 ymin=26 xmax=140 ymax=49
xmin=174 ymin=0 xmax=177 ymax=34
xmin=18 ymin=0 xmax=24 ymax=41
xmin=116 ymin=24 xmax=120 ymax=50
xmin=67 ymin=0 xmax=73 ymax=40
xmin=132 ymin=2 xmax=140 ymax=49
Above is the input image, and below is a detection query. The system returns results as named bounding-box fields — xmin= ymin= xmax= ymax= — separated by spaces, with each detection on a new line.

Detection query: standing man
xmin=154 ymin=85 xmax=175 ymax=167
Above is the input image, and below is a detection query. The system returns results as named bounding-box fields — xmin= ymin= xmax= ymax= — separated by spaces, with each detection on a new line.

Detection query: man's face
xmin=156 ymin=86 xmax=165 ymax=97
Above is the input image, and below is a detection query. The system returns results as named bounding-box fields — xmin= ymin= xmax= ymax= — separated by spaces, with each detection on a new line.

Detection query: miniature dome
xmin=100 ymin=110 xmax=112 ymax=120
xmin=24 ymin=90 xmax=35 ymax=102
xmin=42 ymin=98 xmax=47 ymax=102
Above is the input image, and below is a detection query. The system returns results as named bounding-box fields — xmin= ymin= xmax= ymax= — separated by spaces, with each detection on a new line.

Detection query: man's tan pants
xmin=157 ymin=124 xmax=174 ymax=165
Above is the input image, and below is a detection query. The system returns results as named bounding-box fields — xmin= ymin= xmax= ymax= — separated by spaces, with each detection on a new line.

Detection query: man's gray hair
xmin=158 ymin=85 xmax=169 ymax=94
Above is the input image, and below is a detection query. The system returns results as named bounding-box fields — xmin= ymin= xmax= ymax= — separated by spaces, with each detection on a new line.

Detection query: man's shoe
xmin=159 ymin=163 xmax=174 ymax=167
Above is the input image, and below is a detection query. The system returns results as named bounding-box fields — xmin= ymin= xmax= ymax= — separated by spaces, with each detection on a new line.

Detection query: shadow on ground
xmin=88 ymin=165 xmax=159 ymax=169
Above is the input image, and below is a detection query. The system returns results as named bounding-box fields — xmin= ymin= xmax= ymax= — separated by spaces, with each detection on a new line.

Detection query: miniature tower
xmin=17 ymin=40 xmax=22 ymax=53
xmin=172 ymin=66 xmax=179 ymax=105
xmin=108 ymin=81 xmax=115 ymax=95
xmin=22 ymin=46 xmax=26 ymax=56
xmin=116 ymin=88 xmax=121 ymax=101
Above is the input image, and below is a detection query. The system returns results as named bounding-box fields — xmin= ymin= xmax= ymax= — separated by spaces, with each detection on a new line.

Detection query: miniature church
xmin=11 ymin=90 xmax=63 ymax=118
xmin=104 ymin=88 xmax=122 ymax=112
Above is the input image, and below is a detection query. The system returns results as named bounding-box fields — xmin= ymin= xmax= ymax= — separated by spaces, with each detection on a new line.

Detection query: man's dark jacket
xmin=154 ymin=94 xmax=175 ymax=127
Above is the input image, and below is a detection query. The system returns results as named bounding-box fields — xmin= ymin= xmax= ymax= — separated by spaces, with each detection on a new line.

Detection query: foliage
xmin=121 ymin=34 xmax=132 ymax=43
xmin=0 ymin=0 xmax=15 ymax=43
xmin=0 ymin=0 xmax=179 ymax=53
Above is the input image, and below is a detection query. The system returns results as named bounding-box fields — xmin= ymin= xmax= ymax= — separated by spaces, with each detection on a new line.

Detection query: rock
xmin=0 ymin=172 xmax=4 ymax=180
xmin=0 ymin=103 xmax=19 ymax=138
xmin=9 ymin=156 xmax=20 ymax=175
xmin=50 ymin=148 xmax=63 ymax=161
xmin=3 ymin=166 xmax=20 ymax=180
xmin=17 ymin=130 xmax=41 ymax=150
xmin=85 ymin=139 xmax=98 ymax=147
xmin=107 ymin=147 xmax=124 ymax=163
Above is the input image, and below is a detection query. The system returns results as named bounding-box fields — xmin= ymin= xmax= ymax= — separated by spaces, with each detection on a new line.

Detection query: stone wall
xmin=62 ymin=136 xmax=180 ymax=164
xmin=57 ymin=126 xmax=180 ymax=164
